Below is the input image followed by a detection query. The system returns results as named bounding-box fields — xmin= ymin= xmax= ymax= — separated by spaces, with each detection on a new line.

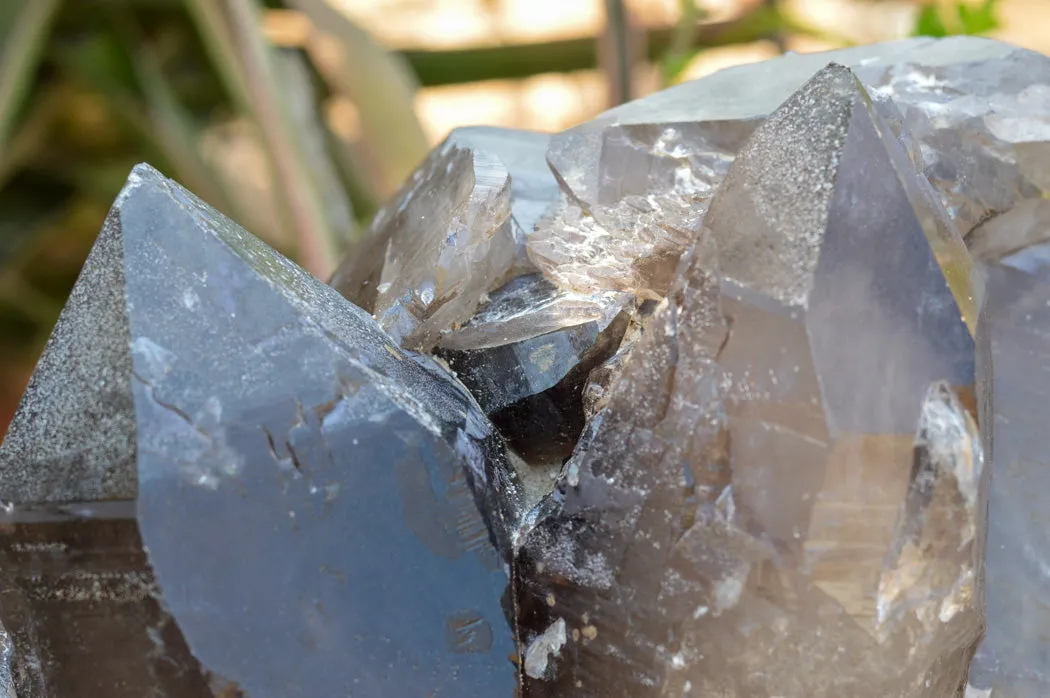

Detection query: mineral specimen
xmin=329 ymin=127 xmax=557 ymax=351
xmin=0 ymin=164 xmax=524 ymax=697
xmin=967 ymin=263 xmax=1050 ymax=698
xmin=438 ymin=273 xmax=631 ymax=465
xmin=529 ymin=35 xmax=1050 ymax=298
xmin=514 ymin=64 xmax=983 ymax=697
xmin=5 ymin=34 xmax=1050 ymax=698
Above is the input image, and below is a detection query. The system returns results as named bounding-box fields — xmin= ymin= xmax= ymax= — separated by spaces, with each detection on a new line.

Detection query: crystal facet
xmin=0 ymin=165 xmax=525 ymax=697
xmin=530 ymin=36 xmax=1050 ymax=299
xmin=330 ymin=127 xmax=557 ymax=351
xmin=514 ymin=65 xmax=982 ymax=697
xmin=968 ymin=263 xmax=1050 ymax=697
xmin=438 ymin=273 xmax=631 ymax=466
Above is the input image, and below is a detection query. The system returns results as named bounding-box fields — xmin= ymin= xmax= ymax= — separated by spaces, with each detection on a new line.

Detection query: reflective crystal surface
xmin=438 ymin=273 xmax=631 ymax=466
xmin=529 ymin=36 xmax=1050 ymax=298
xmin=514 ymin=65 xmax=982 ymax=697
xmin=0 ymin=165 xmax=525 ymax=697
xmin=330 ymin=127 xmax=557 ymax=351
xmin=968 ymin=263 xmax=1050 ymax=697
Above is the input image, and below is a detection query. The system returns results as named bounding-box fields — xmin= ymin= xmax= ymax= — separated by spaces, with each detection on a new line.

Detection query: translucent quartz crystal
xmin=330 ymin=127 xmax=558 ymax=351
xmin=529 ymin=36 xmax=1050 ymax=299
xmin=0 ymin=165 xmax=525 ymax=697
xmin=967 ymin=263 xmax=1050 ymax=697
xmin=0 ymin=508 xmax=217 ymax=697
xmin=438 ymin=273 xmax=630 ymax=465
xmin=448 ymin=126 xmax=560 ymax=268
xmin=513 ymin=65 xmax=983 ymax=697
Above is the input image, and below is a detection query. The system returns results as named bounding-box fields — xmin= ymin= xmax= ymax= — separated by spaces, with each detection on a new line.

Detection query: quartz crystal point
xmin=513 ymin=65 xmax=982 ymax=697
xmin=967 ymin=263 xmax=1050 ymax=697
xmin=530 ymin=36 xmax=1050 ymax=298
xmin=0 ymin=164 xmax=525 ymax=697
xmin=438 ymin=273 xmax=631 ymax=466
xmin=330 ymin=127 xmax=557 ymax=351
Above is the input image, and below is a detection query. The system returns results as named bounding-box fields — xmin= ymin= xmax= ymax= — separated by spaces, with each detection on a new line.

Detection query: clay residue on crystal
xmin=514 ymin=64 xmax=980 ymax=697
xmin=967 ymin=263 xmax=1050 ymax=697
xmin=527 ymin=120 xmax=751 ymax=298
xmin=439 ymin=273 xmax=631 ymax=466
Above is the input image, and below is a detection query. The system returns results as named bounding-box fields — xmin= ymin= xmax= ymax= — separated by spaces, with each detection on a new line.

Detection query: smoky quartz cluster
xmin=2 ymin=35 xmax=1049 ymax=697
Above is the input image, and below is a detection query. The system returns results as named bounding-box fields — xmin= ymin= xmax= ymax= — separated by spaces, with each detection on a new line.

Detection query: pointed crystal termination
xmin=0 ymin=164 xmax=526 ymax=697
xmin=514 ymin=64 xmax=981 ymax=697
xmin=967 ymin=263 xmax=1050 ymax=697
xmin=531 ymin=36 xmax=1050 ymax=301
xmin=330 ymin=127 xmax=559 ymax=352
xmin=437 ymin=273 xmax=631 ymax=471
xmin=121 ymin=164 xmax=524 ymax=697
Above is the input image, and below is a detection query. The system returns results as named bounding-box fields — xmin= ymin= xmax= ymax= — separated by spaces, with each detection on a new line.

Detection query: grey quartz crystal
xmin=529 ymin=35 xmax=1050 ymax=299
xmin=437 ymin=273 xmax=631 ymax=469
xmin=513 ymin=65 xmax=983 ymax=697
xmin=0 ymin=164 xmax=526 ymax=697
xmin=329 ymin=127 xmax=558 ymax=351
xmin=967 ymin=263 xmax=1050 ymax=698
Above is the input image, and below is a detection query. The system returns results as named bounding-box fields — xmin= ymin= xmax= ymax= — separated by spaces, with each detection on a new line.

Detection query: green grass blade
xmin=0 ymin=0 xmax=62 ymax=159
xmin=286 ymin=0 xmax=429 ymax=199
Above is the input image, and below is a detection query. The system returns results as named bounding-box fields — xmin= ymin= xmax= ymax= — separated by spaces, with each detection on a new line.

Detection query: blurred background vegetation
xmin=0 ymin=0 xmax=1042 ymax=429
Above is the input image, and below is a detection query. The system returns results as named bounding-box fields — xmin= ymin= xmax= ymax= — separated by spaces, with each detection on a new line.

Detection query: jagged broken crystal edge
xmin=330 ymin=127 xmax=560 ymax=352
xmin=513 ymin=64 xmax=981 ymax=697
xmin=528 ymin=36 xmax=1050 ymax=302
xmin=437 ymin=273 xmax=632 ymax=474
xmin=550 ymin=35 xmax=1046 ymax=232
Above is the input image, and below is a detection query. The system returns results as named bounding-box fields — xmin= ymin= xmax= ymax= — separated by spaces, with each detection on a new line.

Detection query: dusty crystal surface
xmin=529 ymin=35 xmax=1050 ymax=298
xmin=513 ymin=65 xmax=982 ymax=697
xmin=438 ymin=273 xmax=631 ymax=465
xmin=330 ymin=127 xmax=557 ymax=351
xmin=967 ymin=263 xmax=1050 ymax=697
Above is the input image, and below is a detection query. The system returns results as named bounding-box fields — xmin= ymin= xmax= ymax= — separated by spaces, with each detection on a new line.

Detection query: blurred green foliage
xmin=913 ymin=0 xmax=1000 ymax=37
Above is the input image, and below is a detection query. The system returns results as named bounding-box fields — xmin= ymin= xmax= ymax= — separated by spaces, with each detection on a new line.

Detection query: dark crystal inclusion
xmin=438 ymin=273 xmax=630 ymax=464
xmin=0 ymin=164 xmax=526 ymax=697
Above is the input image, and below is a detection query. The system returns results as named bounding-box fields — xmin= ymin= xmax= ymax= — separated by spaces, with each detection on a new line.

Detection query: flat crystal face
xmin=514 ymin=65 xmax=983 ymax=697
xmin=0 ymin=165 xmax=526 ymax=697
xmin=968 ymin=263 xmax=1050 ymax=698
